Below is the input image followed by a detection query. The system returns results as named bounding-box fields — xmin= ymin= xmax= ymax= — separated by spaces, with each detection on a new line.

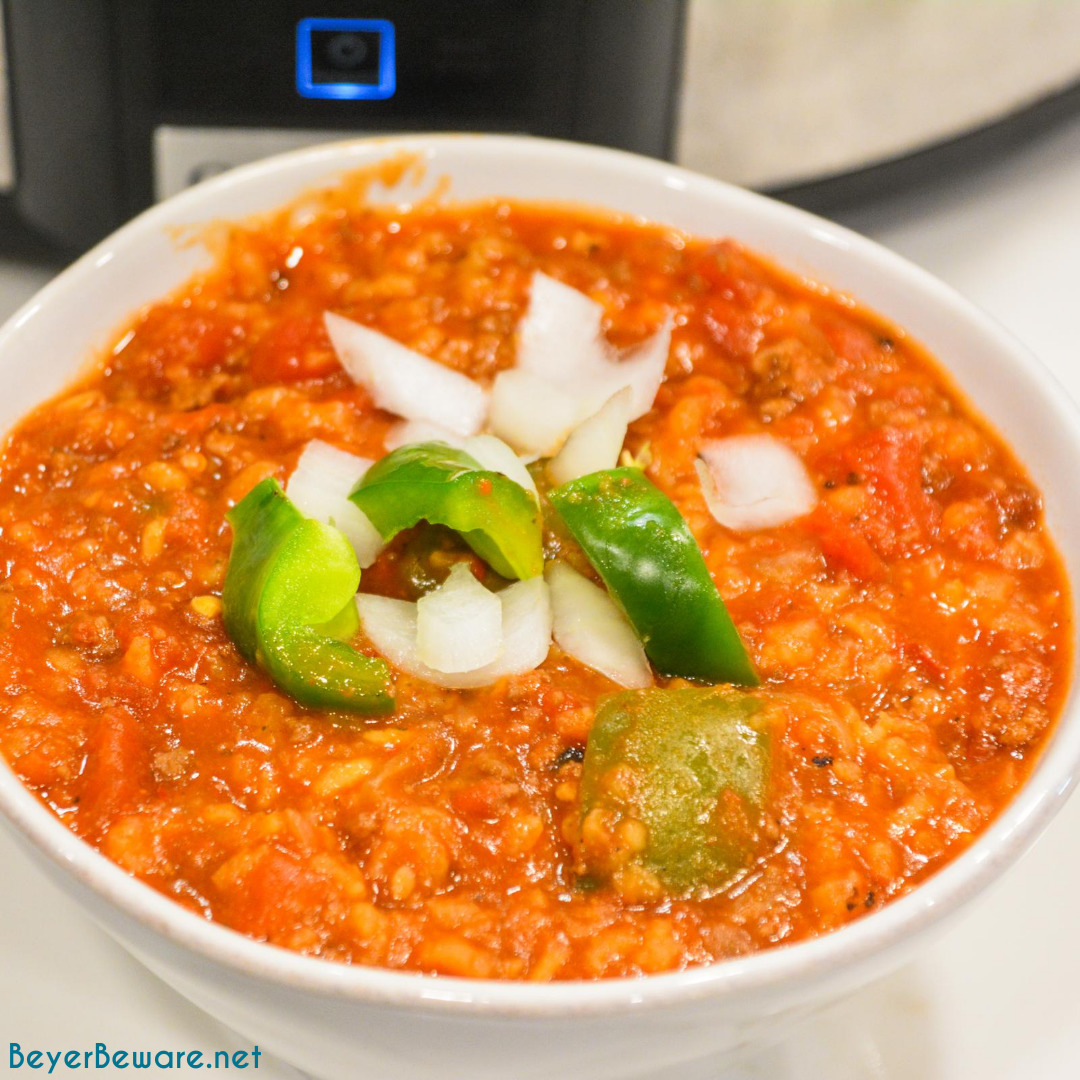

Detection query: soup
xmin=0 ymin=188 xmax=1068 ymax=980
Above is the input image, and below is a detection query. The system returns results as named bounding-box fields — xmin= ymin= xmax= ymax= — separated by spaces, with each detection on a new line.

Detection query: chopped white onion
xmin=611 ymin=315 xmax=673 ymax=420
xmin=545 ymin=561 xmax=652 ymax=688
xmin=538 ymin=317 xmax=672 ymax=428
xmin=416 ymin=564 xmax=503 ymax=673
xmin=565 ymin=316 xmax=671 ymax=425
xmin=354 ymin=592 xmax=420 ymax=670
xmin=492 ymin=273 xmax=672 ymax=455
xmin=493 ymin=577 xmax=553 ymax=677
xmin=324 ymin=312 xmax=488 ymax=437
xmin=547 ymin=387 xmax=633 ymax=486
xmin=489 ymin=369 xmax=582 ymax=457
xmin=696 ymin=434 xmax=817 ymax=532
xmin=357 ymin=576 xmax=552 ymax=689
xmin=463 ymin=434 xmax=538 ymax=498
xmin=384 ymin=419 xmax=465 ymax=452
xmin=285 ymin=440 xmax=384 ymax=568
xmin=517 ymin=272 xmax=607 ymax=384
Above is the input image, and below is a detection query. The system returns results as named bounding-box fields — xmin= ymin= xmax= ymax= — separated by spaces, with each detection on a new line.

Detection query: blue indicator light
xmin=296 ymin=17 xmax=396 ymax=101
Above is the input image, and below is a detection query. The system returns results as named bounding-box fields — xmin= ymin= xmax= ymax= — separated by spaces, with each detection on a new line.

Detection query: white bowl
xmin=0 ymin=134 xmax=1077 ymax=1080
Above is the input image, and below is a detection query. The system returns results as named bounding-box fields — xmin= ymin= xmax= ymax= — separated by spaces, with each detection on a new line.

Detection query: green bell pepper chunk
xmin=579 ymin=687 xmax=772 ymax=894
xmin=223 ymin=478 xmax=393 ymax=713
xmin=349 ymin=442 xmax=543 ymax=580
xmin=548 ymin=467 xmax=758 ymax=685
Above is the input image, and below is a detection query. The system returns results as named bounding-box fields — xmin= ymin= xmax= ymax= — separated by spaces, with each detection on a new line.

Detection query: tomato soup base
xmin=0 ymin=194 xmax=1069 ymax=980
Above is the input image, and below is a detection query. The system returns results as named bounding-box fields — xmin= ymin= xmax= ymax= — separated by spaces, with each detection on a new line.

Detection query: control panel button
xmin=295 ymin=17 xmax=396 ymax=101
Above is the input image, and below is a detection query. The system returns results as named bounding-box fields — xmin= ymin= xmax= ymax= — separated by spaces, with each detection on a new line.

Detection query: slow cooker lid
xmin=677 ymin=0 xmax=1080 ymax=195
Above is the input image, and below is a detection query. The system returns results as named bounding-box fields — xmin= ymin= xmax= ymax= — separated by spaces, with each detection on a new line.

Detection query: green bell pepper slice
xmin=223 ymin=478 xmax=393 ymax=713
xmin=579 ymin=687 xmax=772 ymax=894
xmin=349 ymin=441 xmax=543 ymax=580
xmin=548 ymin=467 xmax=758 ymax=685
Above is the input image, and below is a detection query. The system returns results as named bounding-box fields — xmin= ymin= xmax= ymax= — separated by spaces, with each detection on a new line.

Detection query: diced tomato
xmin=703 ymin=305 xmax=765 ymax=364
xmin=130 ymin=306 xmax=237 ymax=376
xmin=898 ymin=639 xmax=948 ymax=682
xmin=815 ymin=428 xmax=940 ymax=561
xmin=692 ymin=245 xmax=767 ymax=362
xmin=804 ymin=503 xmax=887 ymax=582
xmin=248 ymin=313 xmax=341 ymax=383
xmin=844 ymin=428 xmax=939 ymax=540
xmin=78 ymin=708 xmax=152 ymax=835
xmin=690 ymin=242 xmax=761 ymax=297
xmin=162 ymin=490 xmax=214 ymax=546
xmin=451 ymin=777 xmax=519 ymax=821
xmin=161 ymin=403 xmax=234 ymax=437
xmin=224 ymin=847 xmax=334 ymax=940
xmin=822 ymin=319 xmax=895 ymax=372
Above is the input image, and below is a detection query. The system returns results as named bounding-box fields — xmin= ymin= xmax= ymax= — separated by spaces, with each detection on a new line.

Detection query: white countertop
xmin=2 ymin=115 xmax=1079 ymax=1077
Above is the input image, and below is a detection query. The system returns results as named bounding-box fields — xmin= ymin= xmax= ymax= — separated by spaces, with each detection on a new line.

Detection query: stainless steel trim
xmin=153 ymin=125 xmax=365 ymax=202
